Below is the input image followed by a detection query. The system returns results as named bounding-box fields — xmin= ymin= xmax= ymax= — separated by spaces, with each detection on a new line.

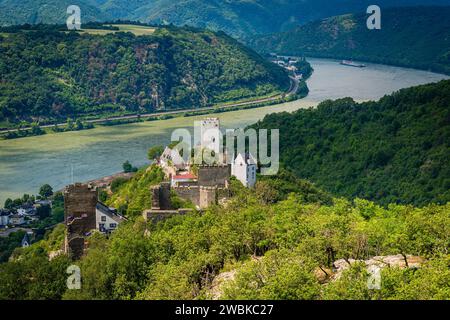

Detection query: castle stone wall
xmin=198 ymin=165 xmax=231 ymax=188
xmin=173 ymin=186 xmax=200 ymax=207
xmin=64 ymin=183 xmax=97 ymax=260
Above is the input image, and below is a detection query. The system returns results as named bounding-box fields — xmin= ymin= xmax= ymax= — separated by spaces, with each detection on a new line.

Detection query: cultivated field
xmin=80 ymin=24 xmax=156 ymax=36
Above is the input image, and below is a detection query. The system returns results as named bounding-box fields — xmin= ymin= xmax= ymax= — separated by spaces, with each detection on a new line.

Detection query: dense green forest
xmin=0 ymin=165 xmax=448 ymax=300
xmin=250 ymin=6 xmax=450 ymax=75
xmin=1 ymin=1 xmax=449 ymax=38
xmin=252 ymin=80 xmax=450 ymax=206
xmin=0 ymin=24 xmax=289 ymax=125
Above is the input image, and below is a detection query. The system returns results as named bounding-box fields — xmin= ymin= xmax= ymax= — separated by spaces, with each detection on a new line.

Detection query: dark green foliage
xmin=1 ymin=166 xmax=449 ymax=300
xmin=253 ymin=80 xmax=450 ymax=206
xmin=3 ymin=198 xmax=13 ymax=209
xmin=122 ymin=161 xmax=138 ymax=173
xmin=36 ymin=204 xmax=51 ymax=220
xmin=66 ymin=187 xmax=450 ymax=300
xmin=256 ymin=169 xmax=332 ymax=205
xmin=0 ymin=231 xmax=25 ymax=263
xmin=0 ymin=25 xmax=288 ymax=124
xmin=110 ymin=177 xmax=130 ymax=193
xmin=99 ymin=189 xmax=109 ymax=203
xmin=147 ymin=145 xmax=164 ymax=160
xmin=251 ymin=7 xmax=450 ymax=75
xmin=39 ymin=184 xmax=53 ymax=198
xmin=0 ymin=249 xmax=71 ymax=300
xmin=294 ymin=58 xmax=313 ymax=80
xmin=107 ymin=165 xmax=165 ymax=216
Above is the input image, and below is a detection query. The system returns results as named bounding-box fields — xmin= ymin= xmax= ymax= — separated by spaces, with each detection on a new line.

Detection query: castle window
xmin=110 ymin=223 xmax=117 ymax=228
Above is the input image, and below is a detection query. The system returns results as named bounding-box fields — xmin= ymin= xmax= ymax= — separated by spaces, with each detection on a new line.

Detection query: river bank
xmin=0 ymin=58 xmax=447 ymax=204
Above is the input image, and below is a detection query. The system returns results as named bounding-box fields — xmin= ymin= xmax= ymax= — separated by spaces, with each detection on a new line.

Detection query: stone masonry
xmin=64 ymin=183 xmax=98 ymax=260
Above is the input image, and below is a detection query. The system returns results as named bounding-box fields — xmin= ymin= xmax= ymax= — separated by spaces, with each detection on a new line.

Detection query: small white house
xmin=0 ymin=210 xmax=10 ymax=226
xmin=9 ymin=214 xmax=25 ymax=226
xmin=17 ymin=204 xmax=37 ymax=216
xmin=96 ymin=202 xmax=126 ymax=234
xmin=231 ymin=153 xmax=257 ymax=188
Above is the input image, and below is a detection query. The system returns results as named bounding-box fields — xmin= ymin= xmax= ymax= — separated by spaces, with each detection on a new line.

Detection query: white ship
xmin=340 ymin=60 xmax=366 ymax=68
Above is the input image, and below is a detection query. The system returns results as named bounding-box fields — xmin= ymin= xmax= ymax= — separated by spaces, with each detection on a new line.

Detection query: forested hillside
xmin=1 ymin=166 xmax=448 ymax=300
xmin=253 ymin=80 xmax=450 ymax=206
xmin=0 ymin=24 xmax=289 ymax=124
xmin=250 ymin=6 xmax=450 ymax=75
xmin=1 ymin=1 xmax=450 ymax=38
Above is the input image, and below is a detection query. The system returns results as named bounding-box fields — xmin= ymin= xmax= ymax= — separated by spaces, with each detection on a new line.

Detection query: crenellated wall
xmin=197 ymin=164 xmax=231 ymax=188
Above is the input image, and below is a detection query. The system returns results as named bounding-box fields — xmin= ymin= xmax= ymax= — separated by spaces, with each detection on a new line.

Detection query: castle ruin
xmin=64 ymin=183 xmax=98 ymax=260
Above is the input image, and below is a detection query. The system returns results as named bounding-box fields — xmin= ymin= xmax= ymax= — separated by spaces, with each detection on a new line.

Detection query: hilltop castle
xmin=147 ymin=117 xmax=258 ymax=220
xmin=63 ymin=117 xmax=258 ymax=259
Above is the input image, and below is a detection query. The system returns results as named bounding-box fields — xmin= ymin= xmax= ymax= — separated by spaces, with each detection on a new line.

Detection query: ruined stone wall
xmin=173 ymin=186 xmax=200 ymax=207
xmin=160 ymin=182 xmax=171 ymax=210
xmin=152 ymin=182 xmax=172 ymax=210
xmin=198 ymin=165 xmax=231 ymax=188
xmin=143 ymin=208 xmax=192 ymax=224
xmin=64 ymin=183 xmax=98 ymax=260
xmin=199 ymin=187 xmax=217 ymax=209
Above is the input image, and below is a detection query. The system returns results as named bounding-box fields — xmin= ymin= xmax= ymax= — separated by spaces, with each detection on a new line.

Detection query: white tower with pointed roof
xmin=232 ymin=153 xmax=257 ymax=188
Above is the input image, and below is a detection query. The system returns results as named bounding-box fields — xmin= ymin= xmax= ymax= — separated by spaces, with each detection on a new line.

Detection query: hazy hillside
xmin=250 ymin=6 xmax=450 ymax=74
xmin=1 ymin=1 xmax=450 ymax=37
xmin=0 ymin=24 xmax=288 ymax=124
xmin=0 ymin=0 xmax=107 ymax=25
xmin=253 ymin=80 xmax=450 ymax=206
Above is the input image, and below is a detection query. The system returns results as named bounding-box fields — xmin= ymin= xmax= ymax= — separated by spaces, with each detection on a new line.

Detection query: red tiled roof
xmin=172 ymin=173 xmax=197 ymax=180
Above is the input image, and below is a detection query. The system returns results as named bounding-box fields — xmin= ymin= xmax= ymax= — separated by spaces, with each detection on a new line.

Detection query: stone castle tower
xmin=64 ymin=183 xmax=98 ymax=260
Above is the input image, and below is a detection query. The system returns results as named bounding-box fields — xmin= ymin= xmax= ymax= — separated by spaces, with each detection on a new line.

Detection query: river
xmin=0 ymin=58 xmax=448 ymax=203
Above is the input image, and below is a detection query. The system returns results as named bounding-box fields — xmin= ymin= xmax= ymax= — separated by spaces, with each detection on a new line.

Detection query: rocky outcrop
xmin=332 ymin=254 xmax=425 ymax=280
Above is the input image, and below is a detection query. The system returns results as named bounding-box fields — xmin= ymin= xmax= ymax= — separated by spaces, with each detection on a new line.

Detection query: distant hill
xmin=1 ymin=1 xmax=450 ymax=38
xmin=0 ymin=0 xmax=108 ymax=26
xmin=250 ymin=6 xmax=450 ymax=75
xmin=0 ymin=24 xmax=288 ymax=123
xmin=252 ymin=80 xmax=450 ymax=206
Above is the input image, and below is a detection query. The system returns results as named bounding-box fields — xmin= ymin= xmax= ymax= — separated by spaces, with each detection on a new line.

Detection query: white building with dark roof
xmin=0 ymin=210 xmax=10 ymax=227
xmin=9 ymin=214 xmax=25 ymax=226
xmin=231 ymin=153 xmax=257 ymax=188
xmin=95 ymin=202 xmax=126 ymax=234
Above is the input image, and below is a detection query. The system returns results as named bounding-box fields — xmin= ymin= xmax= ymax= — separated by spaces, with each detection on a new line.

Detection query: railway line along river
xmin=0 ymin=58 xmax=448 ymax=203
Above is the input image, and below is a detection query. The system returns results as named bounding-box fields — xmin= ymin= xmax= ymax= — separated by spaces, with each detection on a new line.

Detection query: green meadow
xmin=80 ymin=24 xmax=156 ymax=36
